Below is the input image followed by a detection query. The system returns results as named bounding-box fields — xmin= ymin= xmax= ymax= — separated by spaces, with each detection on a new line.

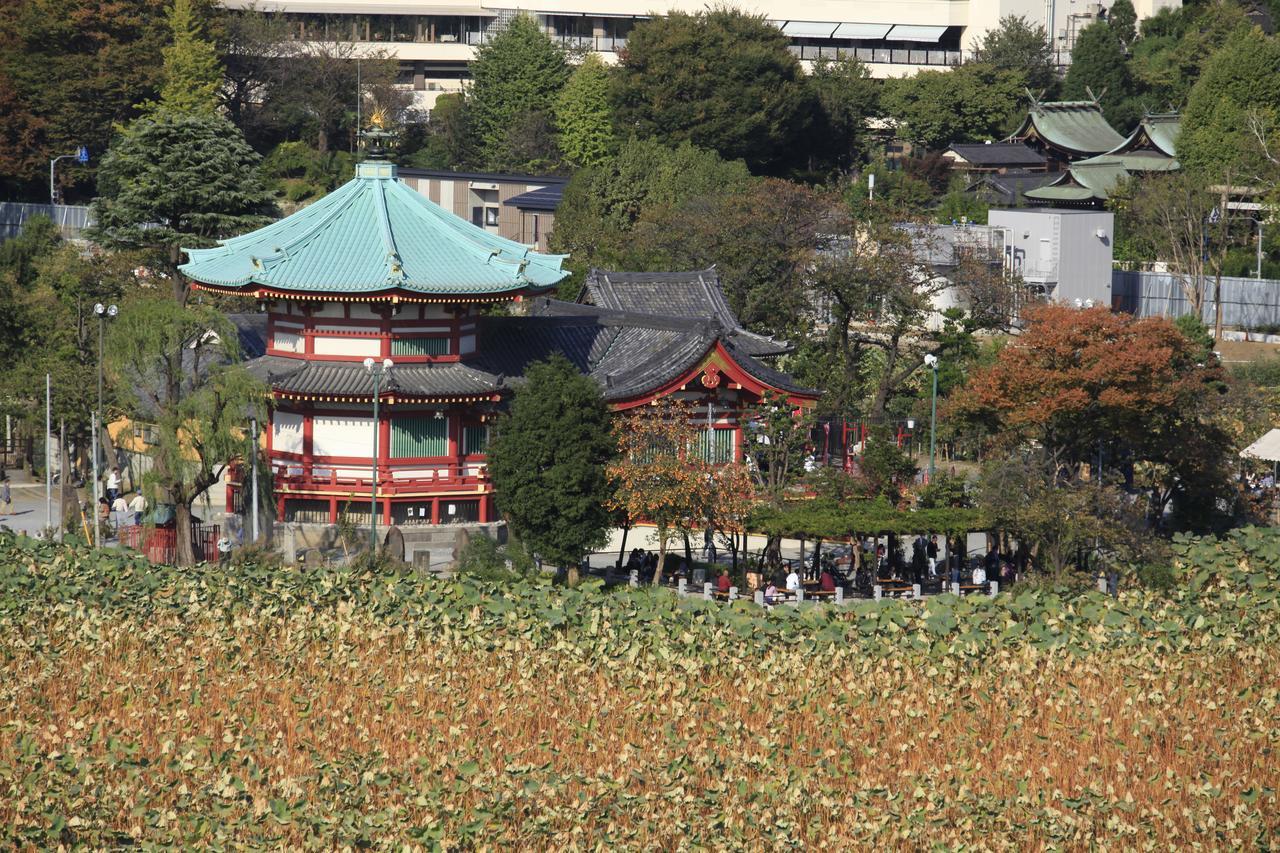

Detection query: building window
xmin=463 ymin=425 xmax=488 ymax=455
xmin=697 ymin=428 xmax=735 ymax=464
xmin=391 ymin=336 xmax=451 ymax=356
xmin=484 ymin=206 xmax=499 ymax=227
xmin=530 ymin=214 xmax=540 ymax=244
xmin=391 ymin=416 xmax=448 ymax=458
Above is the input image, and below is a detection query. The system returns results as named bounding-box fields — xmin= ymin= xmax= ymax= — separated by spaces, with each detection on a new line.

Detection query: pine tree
xmin=468 ymin=14 xmax=569 ymax=170
xmin=555 ymin=54 xmax=614 ymax=168
xmin=157 ymin=0 xmax=222 ymax=115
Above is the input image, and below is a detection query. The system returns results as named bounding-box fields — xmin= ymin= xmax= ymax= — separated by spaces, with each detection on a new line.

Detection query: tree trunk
xmin=683 ymin=531 xmax=692 ymax=566
xmin=566 ymin=563 xmax=580 ymax=587
xmin=764 ymin=534 xmax=782 ymax=571
xmin=174 ymin=502 xmax=198 ymax=567
xmin=617 ymin=523 xmax=629 ymax=567
xmin=652 ymin=532 xmax=667 ymax=586
xmin=317 ymin=126 xmax=329 ymax=154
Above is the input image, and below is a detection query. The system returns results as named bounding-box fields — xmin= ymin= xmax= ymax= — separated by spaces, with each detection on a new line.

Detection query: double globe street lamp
xmin=364 ymin=357 xmax=393 ymax=551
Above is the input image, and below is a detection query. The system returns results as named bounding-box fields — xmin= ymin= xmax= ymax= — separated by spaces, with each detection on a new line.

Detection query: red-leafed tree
xmin=608 ymin=399 xmax=735 ymax=586
xmin=951 ymin=305 xmax=1233 ymax=527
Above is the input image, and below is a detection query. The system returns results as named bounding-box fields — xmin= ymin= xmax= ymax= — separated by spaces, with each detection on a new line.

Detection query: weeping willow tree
xmin=107 ymin=297 xmax=267 ymax=565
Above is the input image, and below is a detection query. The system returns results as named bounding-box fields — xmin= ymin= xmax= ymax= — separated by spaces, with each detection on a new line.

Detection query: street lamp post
xmin=364 ymin=357 xmax=393 ymax=552
xmin=49 ymin=146 xmax=88 ymax=207
xmin=924 ymin=353 xmax=939 ymax=483
xmin=249 ymin=416 xmax=260 ymax=544
xmin=92 ymin=302 xmax=117 ymax=548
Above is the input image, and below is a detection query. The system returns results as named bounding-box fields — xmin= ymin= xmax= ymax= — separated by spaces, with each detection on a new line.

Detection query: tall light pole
xmin=49 ymin=146 xmax=88 ymax=207
xmin=92 ymin=303 xmax=117 ymax=548
xmin=249 ymin=416 xmax=260 ymax=544
xmin=364 ymin=357 xmax=393 ymax=551
xmin=924 ymin=353 xmax=939 ymax=483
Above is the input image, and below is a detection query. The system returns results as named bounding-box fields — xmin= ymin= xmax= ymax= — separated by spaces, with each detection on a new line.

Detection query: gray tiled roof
xmin=948 ymin=143 xmax=1046 ymax=168
xmin=580 ymin=268 xmax=790 ymax=357
xmin=244 ymin=355 xmax=503 ymax=399
xmin=514 ymin=299 xmax=817 ymax=399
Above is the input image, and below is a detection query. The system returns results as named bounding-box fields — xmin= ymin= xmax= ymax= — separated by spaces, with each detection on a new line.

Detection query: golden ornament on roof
xmin=369 ymin=106 xmax=388 ymax=129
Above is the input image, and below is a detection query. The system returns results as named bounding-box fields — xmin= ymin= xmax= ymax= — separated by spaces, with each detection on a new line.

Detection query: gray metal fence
xmin=0 ymin=202 xmax=92 ymax=241
xmin=1112 ymin=269 xmax=1280 ymax=330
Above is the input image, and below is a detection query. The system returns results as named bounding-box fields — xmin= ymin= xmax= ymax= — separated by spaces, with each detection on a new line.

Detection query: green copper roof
xmin=1102 ymin=113 xmax=1180 ymax=159
xmin=179 ymin=161 xmax=568 ymax=296
xmin=1010 ymin=101 xmax=1126 ymax=156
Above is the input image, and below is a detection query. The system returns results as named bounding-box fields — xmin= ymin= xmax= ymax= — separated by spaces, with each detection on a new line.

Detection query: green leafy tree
xmin=106 ymin=297 xmax=267 ymax=566
xmin=882 ymin=63 xmax=1025 ymax=150
xmin=1062 ymin=21 xmax=1140 ymax=130
xmin=0 ymin=0 xmax=168 ymax=199
xmin=971 ymin=15 xmax=1057 ymax=93
xmin=555 ymin=54 xmax=614 ymax=168
xmin=468 ymin=14 xmax=569 ymax=171
xmin=487 ymin=354 xmax=615 ymax=584
xmin=549 ymin=138 xmax=753 ymax=282
xmin=1180 ymin=25 xmax=1280 ymax=181
xmin=1108 ymin=0 xmax=1138 ymax=46
xmin=805 ymin=56 xmax=879 ymax=174
xmin=156 ymin=0 xmax=222 ymax=115
xmin=402 ymin=93 xmax=475 ymax=170
xmin=90 ymin=110 xmax=273 ymax=302
xmin=611 ymin=8 xmax=812 ymax=174
xmin=1129 ymin=2 xmax=1249 ymax=112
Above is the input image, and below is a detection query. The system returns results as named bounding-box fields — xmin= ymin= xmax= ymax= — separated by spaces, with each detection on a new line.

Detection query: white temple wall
xmin=313 ymin=415 xmax=375 ymax=458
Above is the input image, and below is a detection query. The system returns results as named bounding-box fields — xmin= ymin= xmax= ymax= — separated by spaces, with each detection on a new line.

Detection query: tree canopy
xmin=467 ymin=14 xmax=569 ymax=172
xmin=555 ymin=54 xmax=614 ymax=168
xmin=971 ymin=15 xmax=1057 ymax=93
xmin=610 ymin=9 xmax=810 ymax=174
xmin=1062 ymin=21 xmax=1140 ymax=131
xmin=882 ymin=63 xmax=1025 ymax=150
xmin=1180 ymin=25 xmax=1280 ymax=180
xmin=156 ymin=0 xmax=222 ymax=115
xmin=487 ymin=354 xmax=616 ymax=579
xmin=90 ymin=110 xmax=273 ymax=299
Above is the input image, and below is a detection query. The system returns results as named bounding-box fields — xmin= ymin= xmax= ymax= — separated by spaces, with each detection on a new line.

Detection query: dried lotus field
xmin=1 ymin=530 xmax=1278 ymax=848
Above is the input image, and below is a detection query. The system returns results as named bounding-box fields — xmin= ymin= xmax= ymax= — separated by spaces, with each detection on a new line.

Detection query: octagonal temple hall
xmin=180 ymin=159 xmax=817 ymax=530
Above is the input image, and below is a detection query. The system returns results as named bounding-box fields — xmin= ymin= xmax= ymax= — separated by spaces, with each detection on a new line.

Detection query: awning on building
xmin=780 ymin=21 xmax=839 ymax=38
xmin=1242 ymin=429 xmax=1280 ymax=462
xmin=887 ymin=24 xmax=948 ymax=42
xmin=833 ymin=23 xmax=893 ymax=39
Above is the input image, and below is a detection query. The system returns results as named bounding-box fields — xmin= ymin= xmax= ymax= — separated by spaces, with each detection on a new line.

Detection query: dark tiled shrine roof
xmin=244 ymin=355 xmax=503 ymax=399
xmin=948 ymin=143 xmax=1046 ymax=168
xmin=579 ymin=268 xmax=790 ymax=358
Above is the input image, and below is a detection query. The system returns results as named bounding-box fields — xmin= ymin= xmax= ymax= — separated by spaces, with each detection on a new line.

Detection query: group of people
xmin=96 ymin=467 xmax=148 ymax=529
xmin=760 ymin=563 xmax=837 ymax=605
xmin=872 ymin=534 xmax=944 ymax=583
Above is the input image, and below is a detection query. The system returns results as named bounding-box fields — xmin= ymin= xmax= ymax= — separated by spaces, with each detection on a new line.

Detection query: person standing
xmin=128 ymin=492 xmax=146 ymax=526
xmin=0 ymin=478 xmax=10 ymax=515
xmin=106 ymin=467 xmax=122 ymax=504
xmin=927 ymin=535 xmax=939 ymax=577
xmin=217 ymin=534 xmax=232 ymax=567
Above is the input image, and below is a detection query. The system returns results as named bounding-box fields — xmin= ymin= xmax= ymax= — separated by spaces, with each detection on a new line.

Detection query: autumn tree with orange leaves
xmin=608 ymin=399 xmax=755 ymax=585
xmin=952 ymin=305 xmax=1233 ymax=527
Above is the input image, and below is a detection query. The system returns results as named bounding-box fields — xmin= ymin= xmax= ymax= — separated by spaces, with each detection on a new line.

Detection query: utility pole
xmin=49 ymin=146 xmax=88 ymax=206
xmin=45 ymin=374 xmax=51 ymax=536
xmin=924 ymin=354 xmax=939 ymax=483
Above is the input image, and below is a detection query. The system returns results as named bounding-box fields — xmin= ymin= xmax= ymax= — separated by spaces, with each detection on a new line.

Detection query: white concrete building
xmin=221 ymin=0 xmax=1180 ymax=108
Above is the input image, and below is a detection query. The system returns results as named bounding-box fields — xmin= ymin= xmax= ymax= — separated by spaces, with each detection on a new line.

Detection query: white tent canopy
xmin=1240 ymin=428 xmax=1280 ymax=461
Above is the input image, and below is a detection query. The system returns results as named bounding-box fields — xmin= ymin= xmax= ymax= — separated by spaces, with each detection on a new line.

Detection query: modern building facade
xmin=398 ymin=167 xmax=565 ymax=250
xmin=220 ymin=0 xmax=1180 ymax=105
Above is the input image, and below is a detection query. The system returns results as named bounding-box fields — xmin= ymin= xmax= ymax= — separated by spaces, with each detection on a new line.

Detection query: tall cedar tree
xmin=554 ymin=54 xmax=615 ymax=168
xmin=486 ymin=354 xmax=615 ymax=583
xmin=467 ymin=14 xmax=569 ymax=171
xmin=157 ymin=0 xmax=222 ymax=115
xmin=106 ymin=297 xmax=267 ymax=566
xmin=611 ymin=9 xmax=811 ymax=175
xmin=607 ymin=399 xmax=715 ymax=585
xmin=0 ymin=0 xmax=168 ymax=199
xmin=806 ymin=57 xmax=879 ymax=174
xmin=90 ymin=111 xmax=273 ymax=302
